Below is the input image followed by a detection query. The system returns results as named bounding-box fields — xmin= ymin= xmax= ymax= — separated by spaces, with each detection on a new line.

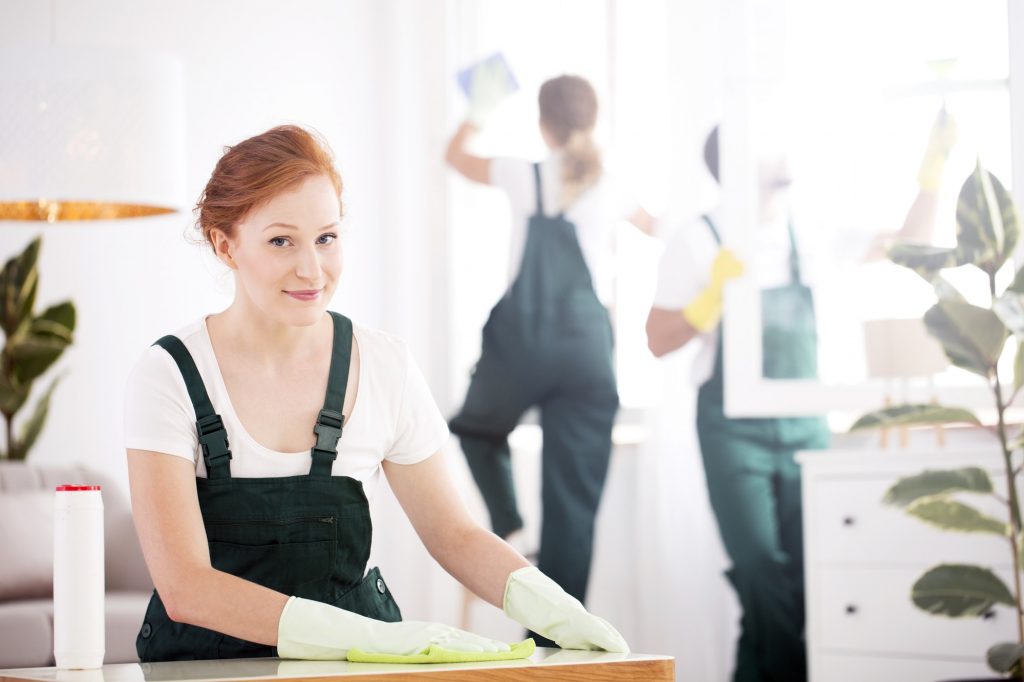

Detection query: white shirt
xmin=123 ymin=318 xmax=449 ymax=502
xmin=490 ymin=154 xmax=637 ymax=305
xmin=653 ymin=207 xmax=826 ymax=385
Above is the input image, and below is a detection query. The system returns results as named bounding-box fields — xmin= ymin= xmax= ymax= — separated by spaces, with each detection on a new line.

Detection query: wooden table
xmin=0 ymin=649 xmax=674 ymax=682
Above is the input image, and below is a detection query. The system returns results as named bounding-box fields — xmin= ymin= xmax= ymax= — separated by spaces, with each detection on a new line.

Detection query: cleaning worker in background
xmin=125 ymin=124 xmax=629 ymax=663
xmin=645 ymin=111 xmax=957 ymax=682
xmin=445 ymin=69 xmax=654 ymax=647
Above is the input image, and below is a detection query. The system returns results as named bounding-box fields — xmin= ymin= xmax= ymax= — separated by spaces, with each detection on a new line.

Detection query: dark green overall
xmin=449 ymin=164 xmax=618 ymax=645
xmin=136 ymin=312 xmax=402 ymax=662
xmin=695 ymin=217 xmax=829 ymax=682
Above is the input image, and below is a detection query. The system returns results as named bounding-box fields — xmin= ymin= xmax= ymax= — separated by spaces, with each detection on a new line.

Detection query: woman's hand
xmin=503 ymin=567 xmax=629 ymax=652
xmin=277 ymin=596 xmax=510 ymax=659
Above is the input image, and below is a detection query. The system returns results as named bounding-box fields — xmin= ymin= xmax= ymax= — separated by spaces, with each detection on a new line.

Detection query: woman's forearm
xmin=161 ymin=566 xmax=290 ymax=646
xmin=428 ymin=524 xmax=530 ymax=608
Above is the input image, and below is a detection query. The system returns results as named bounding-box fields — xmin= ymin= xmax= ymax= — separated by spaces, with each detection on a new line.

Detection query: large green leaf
xmin=988 ymin=642 xmax=1024 ymax=675
xmin=29 ymin=301 xmax=75 ymax=344
xmin=0 ymin=237 xmax=40 ymax=336
xmin=9 ymin=335 xmax=70 ymax=384
xmin=888 ymin=243 xmax=958 ymax=280
xmin=883 ymin=467 xmax=993 ymax=507
xmin=911 ymin=564 xmax=1015 ymax=616
xmin=905 ymin=498 xmax=1008 ymax=535
xmin=0 ymin=371 xmax=29 ymax=416
xmin=955 ymin=160 xmax=1020 ymax=273
xmin=924 ymin=299 xmax=1008 ymax=376
xmin=850 ymin=404 xmax=980 ymax=431
xmin=9 ymin=376 xmax=61 ymax=461
xmin=33 ymin=301 xmax=75 ymax=334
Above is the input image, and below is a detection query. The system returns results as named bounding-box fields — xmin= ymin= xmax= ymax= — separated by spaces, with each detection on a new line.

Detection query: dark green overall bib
xmin=695 ymin=217 xmax=830 ymax=682
xmin=136 ymin=312 xmax=402 ymax=662
xmin=449 ymin=164 xmax=619 ymax=645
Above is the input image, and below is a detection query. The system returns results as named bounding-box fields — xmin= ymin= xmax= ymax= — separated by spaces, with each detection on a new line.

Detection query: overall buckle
xmin=196 ymin=413 xmax=232 ymax=466
xmin=312 ymin=409 xmax=344 ymax=459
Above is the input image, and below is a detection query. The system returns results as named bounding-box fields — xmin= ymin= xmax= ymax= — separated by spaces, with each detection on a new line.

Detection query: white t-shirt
xmin=490 ymin=153 xmax=637 ymax=305
xmin=652 ymin=207 xmax=827 ymax=386
xmin=123 ymin=318 xmax=449 ymax=502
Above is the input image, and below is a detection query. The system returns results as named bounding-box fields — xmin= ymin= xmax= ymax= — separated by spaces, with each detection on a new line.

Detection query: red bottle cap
xmin=55 ymin=484 xmax=101 ymax=491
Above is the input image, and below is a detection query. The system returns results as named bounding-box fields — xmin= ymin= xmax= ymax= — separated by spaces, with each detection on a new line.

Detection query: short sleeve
xmin=490 ymin=157 xmax=533 ymax=213
xmin=123 ymin=345 xmax=199 ymax=465
xmin=386 ymin=346 xmax=450 ymax=465
xmin=652 ymin=222 xmax=709 ymax=310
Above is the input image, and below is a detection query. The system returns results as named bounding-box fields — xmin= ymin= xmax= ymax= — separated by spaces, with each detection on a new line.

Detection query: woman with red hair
xmin=124 ymin=125 xmax=627 ymax=662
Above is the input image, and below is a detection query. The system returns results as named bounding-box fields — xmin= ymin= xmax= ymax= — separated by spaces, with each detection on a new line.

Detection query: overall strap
xmin=310 ymin=312 xmax=353 ymax=477
xmin=786 ymin=219 xmax=802 ymax=284
xmin=702 ymin=215 xmax=722 ymax=245
xmin=154 ymin=336 xmax=233 ymax=480
xmin=532 ymin=162 xmax=565 ymax=220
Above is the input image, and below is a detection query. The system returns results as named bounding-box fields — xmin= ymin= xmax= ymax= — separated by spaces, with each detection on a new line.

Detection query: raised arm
xmin=444 ymin=122 xmax=492 ymax=186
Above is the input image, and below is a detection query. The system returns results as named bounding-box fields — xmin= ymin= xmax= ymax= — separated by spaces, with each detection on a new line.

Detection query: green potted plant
xmin=0 ymin=236 xmax=76 ymax=460
xmin=851 ymin=160 xmax=1024 ymax=676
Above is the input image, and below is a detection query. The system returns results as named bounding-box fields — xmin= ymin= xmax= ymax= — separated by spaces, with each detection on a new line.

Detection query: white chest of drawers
xmin=798 ymin=445 xmax=1018 ymax=682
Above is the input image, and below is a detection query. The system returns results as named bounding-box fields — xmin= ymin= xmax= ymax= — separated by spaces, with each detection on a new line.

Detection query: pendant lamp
xmin=0 ymin=46 xmax=185 ymax=222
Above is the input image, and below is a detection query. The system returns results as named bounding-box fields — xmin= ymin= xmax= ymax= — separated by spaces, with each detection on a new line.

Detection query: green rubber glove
xmin=917 ymin=110 xmax=958 ymax=192
xmin=277 ymin=596 xmax=510 ymax=660
xmin=682 ymin=248 xmax=745 ymax=332
xmin=502 ymin=567 xmax=629 ymax=652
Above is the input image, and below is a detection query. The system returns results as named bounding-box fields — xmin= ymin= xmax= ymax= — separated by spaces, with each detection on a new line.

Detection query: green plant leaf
xmin=955 ymin=160 xmax=1020 ymax=273
xmin=29 ymin=301 xmax=75 ymax=344
xmin=1009 ymin=265 xmax=1024 ymax=295
xmin=988 ymin=642 xmax=1024 ymax=674
xmin=10 ymin=376 xmax=61 ymax=461
xmin=0 ymin=237 xmax=41 ymax=337
xmin=883 ymin=467 xmax=993 ymax=507
xmin=888 ymin=243 xmax=958 ymax=280
xmin=850 ymin=404 xmax=981 ymax=431
xmin=933 ymin=275 xmax=969 ymax=303
xmin=33 ymin=301 xmax=75 ymax=334
xmin=0 ymin=371 xmax=29 ymax=416
xmin=1016 ymin=342 xmax=1024 ymax=393
xmin=905 ymin=498 xmax=1008 ymax=535
xmin=9 ymin=335 xmax=70 ymax=384
xmin=912 ymin=564 xmax=1015 ymax=616
xmin=994 ymin=293 xmax=1024 ymax=339
xmin=924 ymin=299 xmax=1008 ymax=376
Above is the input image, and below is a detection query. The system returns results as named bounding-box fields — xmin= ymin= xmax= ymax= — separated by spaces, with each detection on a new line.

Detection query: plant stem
xmin=992 ymin=270 xmax=1024 ymax=643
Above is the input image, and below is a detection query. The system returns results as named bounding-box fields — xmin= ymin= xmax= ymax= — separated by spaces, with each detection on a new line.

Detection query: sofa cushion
xmin=0 ymin=491 xmax=54 ymax=601
xmin=0 ymin=599 xmax=54 ymax=668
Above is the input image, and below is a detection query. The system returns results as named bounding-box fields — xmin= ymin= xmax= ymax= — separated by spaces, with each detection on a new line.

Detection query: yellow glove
xmin=917 ymin=110 xmax=958 ymax=192
xmin=683 ymin=248 xmax=745 ymax=332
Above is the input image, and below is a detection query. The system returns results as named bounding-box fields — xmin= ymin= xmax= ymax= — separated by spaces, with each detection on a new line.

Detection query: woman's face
xmin=216 ymin=174 xmax=343 ymax=327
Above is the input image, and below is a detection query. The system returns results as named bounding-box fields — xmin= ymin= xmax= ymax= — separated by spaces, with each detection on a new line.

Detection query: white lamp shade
xmin=0 ymin=46 xmax=185 ymax=221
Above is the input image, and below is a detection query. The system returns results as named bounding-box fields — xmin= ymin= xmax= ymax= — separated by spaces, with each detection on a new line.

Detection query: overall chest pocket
xmin=205 ymin=514 xmax=338 ymax=597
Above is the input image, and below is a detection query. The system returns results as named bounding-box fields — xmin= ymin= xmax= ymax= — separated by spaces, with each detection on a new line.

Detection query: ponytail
xmin=560 ymin=130 xmax=602 ymax=209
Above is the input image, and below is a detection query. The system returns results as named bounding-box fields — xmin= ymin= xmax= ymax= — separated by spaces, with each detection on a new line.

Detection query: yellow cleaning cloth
xmin=347 ymin=638 xmax=535 ymax=664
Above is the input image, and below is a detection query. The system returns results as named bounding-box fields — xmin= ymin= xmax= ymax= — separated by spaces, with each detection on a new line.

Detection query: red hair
xmin=195 ymin=125 xmax=343 ymax=248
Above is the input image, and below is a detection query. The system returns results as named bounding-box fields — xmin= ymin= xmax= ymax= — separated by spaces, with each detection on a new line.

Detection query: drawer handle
xmin=845 ymin=604 xmax=858 ymax=615
xmin=842 ymin=516 xmax=856 ymax=527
